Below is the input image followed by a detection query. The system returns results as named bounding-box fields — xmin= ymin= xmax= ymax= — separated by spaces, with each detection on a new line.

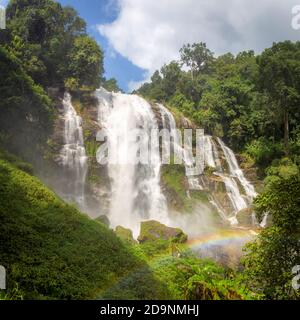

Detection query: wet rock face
xmin=47 ymin=91 xmax=66 ymax=160
xmin=44 ymin=91 xmax=111 ymax=218
xmin=236 ymin=208 xmax=254 ymax=227
xmin=137 ymin=220 xmax=188 ymax=243
xmin=151 ymin=103 xmax=164 ymax=129
xmin=80 ymin=96 xmax=100 ymax=138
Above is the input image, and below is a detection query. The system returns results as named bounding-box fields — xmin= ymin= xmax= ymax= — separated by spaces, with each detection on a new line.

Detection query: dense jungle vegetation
xmin=0 ymin=0 xmax=299 ymax=300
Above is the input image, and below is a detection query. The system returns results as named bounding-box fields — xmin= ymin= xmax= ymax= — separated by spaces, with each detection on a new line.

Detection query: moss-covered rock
xmin=138 ymin=220 xmax=188 ymax=243
xmin=95 ymin=215 xmax=110 ymax=226
xmin=115 ymin=226 xmax=137 ymax=244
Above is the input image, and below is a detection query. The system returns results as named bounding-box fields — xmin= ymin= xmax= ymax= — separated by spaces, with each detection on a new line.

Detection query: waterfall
xmin=93 ymin=90 xmax=257 ymax=231
xmin=59 ymin=92 xmax=88 ymax=208
xmin=158 ymin=104 xmax=203 ymax=191
xmin=205 ymin=137 xmax=258 ymax=224
xmin=95 ymin=88 xmax=168 ymax=236
xmin=217 ymin=138 xmax=257 ymax=200
xmin=157 ymin=105 xmax=257 ymax=226
xmin=204 ymin=137 xmax=257 ymax=224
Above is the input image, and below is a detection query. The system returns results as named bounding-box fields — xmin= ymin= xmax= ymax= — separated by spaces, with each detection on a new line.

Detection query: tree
xmin=160 ymin=61 xmax=182 ymax=99
xmin=5 ymin=0 xmax=103 ymax=88
xmin=102 ymin=78 xmax=122 ymax=93
xmin=67 ymin=36 xmax=103 ymax=89
xmin=258 ymin=41 xmax=300 ymax=155
xmin=242 ymin=173 xmax=300 ymax=299
xmin=0 ymin=46 xmax=53 ymax=158
xmin=180 ymin=42 xmax=214 ymax=80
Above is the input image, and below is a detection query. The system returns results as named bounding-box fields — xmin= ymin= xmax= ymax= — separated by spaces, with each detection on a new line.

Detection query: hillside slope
xmin=0 ymin=153 xmax=165 ymax=300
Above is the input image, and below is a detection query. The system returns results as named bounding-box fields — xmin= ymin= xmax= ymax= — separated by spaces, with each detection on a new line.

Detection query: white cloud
xmin=98 ymin=0 xmax=300 ymax=85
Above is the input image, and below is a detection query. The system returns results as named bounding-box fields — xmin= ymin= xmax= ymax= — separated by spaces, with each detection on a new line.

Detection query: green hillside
xmin=0 ymin=153 xmax=164 ymax=300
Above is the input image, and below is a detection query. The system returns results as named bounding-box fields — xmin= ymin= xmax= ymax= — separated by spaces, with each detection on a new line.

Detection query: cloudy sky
xmin=2 ymin=0 xmax=300 ymax=91
xmin=98 ymin=0 xmax=300 ymax=91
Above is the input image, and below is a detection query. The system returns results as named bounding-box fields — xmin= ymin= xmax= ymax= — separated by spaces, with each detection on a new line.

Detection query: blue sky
xmin=57 ymin=0 xmax=146 ymax=92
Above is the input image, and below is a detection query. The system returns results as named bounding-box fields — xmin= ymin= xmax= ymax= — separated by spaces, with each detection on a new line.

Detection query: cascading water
xmin=158 ymin=104 xmax=203 ymax=191
xmin=197 ymin=136 xmax=254 ymax=224
xmin=95 ymin=88 xmax=168 ymax=236
xmin=157 ymin=104 xmax=257 ymax=226
xmin=59 ymin=92 xmax=88 ymax=208
xmin=217 ymin=138 xmax=257 ymax=200
xmin=203 ymin=136 xmax=257 ymax=224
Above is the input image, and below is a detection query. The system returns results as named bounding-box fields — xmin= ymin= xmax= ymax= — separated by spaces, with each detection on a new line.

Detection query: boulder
xmin=115 ymin=226 xmax=137 ymax=244
xmin=138 ymin=220 xmax=188 ymax=243
xmin=95 ymin=215 xmax=110 ymax=227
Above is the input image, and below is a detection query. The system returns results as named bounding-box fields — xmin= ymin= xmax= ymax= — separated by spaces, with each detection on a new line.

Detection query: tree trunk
xmin=284 ymin=108 xmax=289 ymax=156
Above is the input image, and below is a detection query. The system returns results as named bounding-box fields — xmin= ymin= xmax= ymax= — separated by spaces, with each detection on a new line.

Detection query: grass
xmin=108 ymin=240 xmax=256 ymax=300
xmin=0 ymin=155 xmax=163 ymax=300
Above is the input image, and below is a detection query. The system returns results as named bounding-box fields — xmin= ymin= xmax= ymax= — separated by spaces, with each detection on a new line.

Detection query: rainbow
xmin=187 ymin=229 xmax=257 ymax=250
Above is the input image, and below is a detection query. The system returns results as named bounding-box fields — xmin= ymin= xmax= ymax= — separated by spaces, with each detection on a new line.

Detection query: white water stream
xmin=59 ymin=92 xmax=88 ymax=208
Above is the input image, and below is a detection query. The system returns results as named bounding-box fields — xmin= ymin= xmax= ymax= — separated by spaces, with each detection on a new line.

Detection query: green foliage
xmin=64 ymin=77 xmax=79 ymax=91
xmin=255 ymin=172 xmax=300 ymax=231
xmin=5 ymin=0 xmax=103 ymax=88
xmin=1 ymin=0 xmax=104 ymax=160
xmin=150 ymin=255 xmax=255 ymax=300
xmin=0 ymin=157 xmax=164 ymax=300
xmin=161 ymin=163 xmax=212 ymax=212
xmin=1 ymin=154 xmax=244 ymax=301
xmin=243 ymin=227 xmax=300 ymax=300
xmin=67 ymin=36 xmax=103 ymax=90
xmin=0 ymin=46 xmax=53 ymax=158
xmin=245 ymin=138 xmax=284 ymax=167
xmin=136 ymin=42 xmax=300 ymax=301
xmin=169 ymin=92 xmax=195 ymax=118
xmin=257 ymin=41 xmax=300 ymax=154
xmin=243 ymin=174 xmax=300 ymax=299
xmin=102 ymin=239 xmax=254 ymax=300
xmin=180 ymin=42 xmax=214 ymax=78
xmin=85 ymin=140 xmax=98 ymax=157
xmin=265 ymin=158 xmax=299 ymax=182
xmin=102 ymin=78 xmax=122 ymax=93
xmin=0 ymin=149 xmax=33 ymax=174
xmin=161 ymin=163 xmax=186 ymax=204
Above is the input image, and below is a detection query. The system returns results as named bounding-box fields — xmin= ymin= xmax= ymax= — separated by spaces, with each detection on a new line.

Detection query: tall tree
xmin=160 ymin=61 xmax=181 ymax=98
xmin=243 ymin=173 xmax=300 ymax=299
xmin=67 ymin=36 xmax=103 ymax=89
xmin=258 ymin=41 xmax=300 ymax=155
xmin=180 ymin=42 xmax=214 ymax=80
xmin=5 ymin=0 xmax=104 ymax=88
